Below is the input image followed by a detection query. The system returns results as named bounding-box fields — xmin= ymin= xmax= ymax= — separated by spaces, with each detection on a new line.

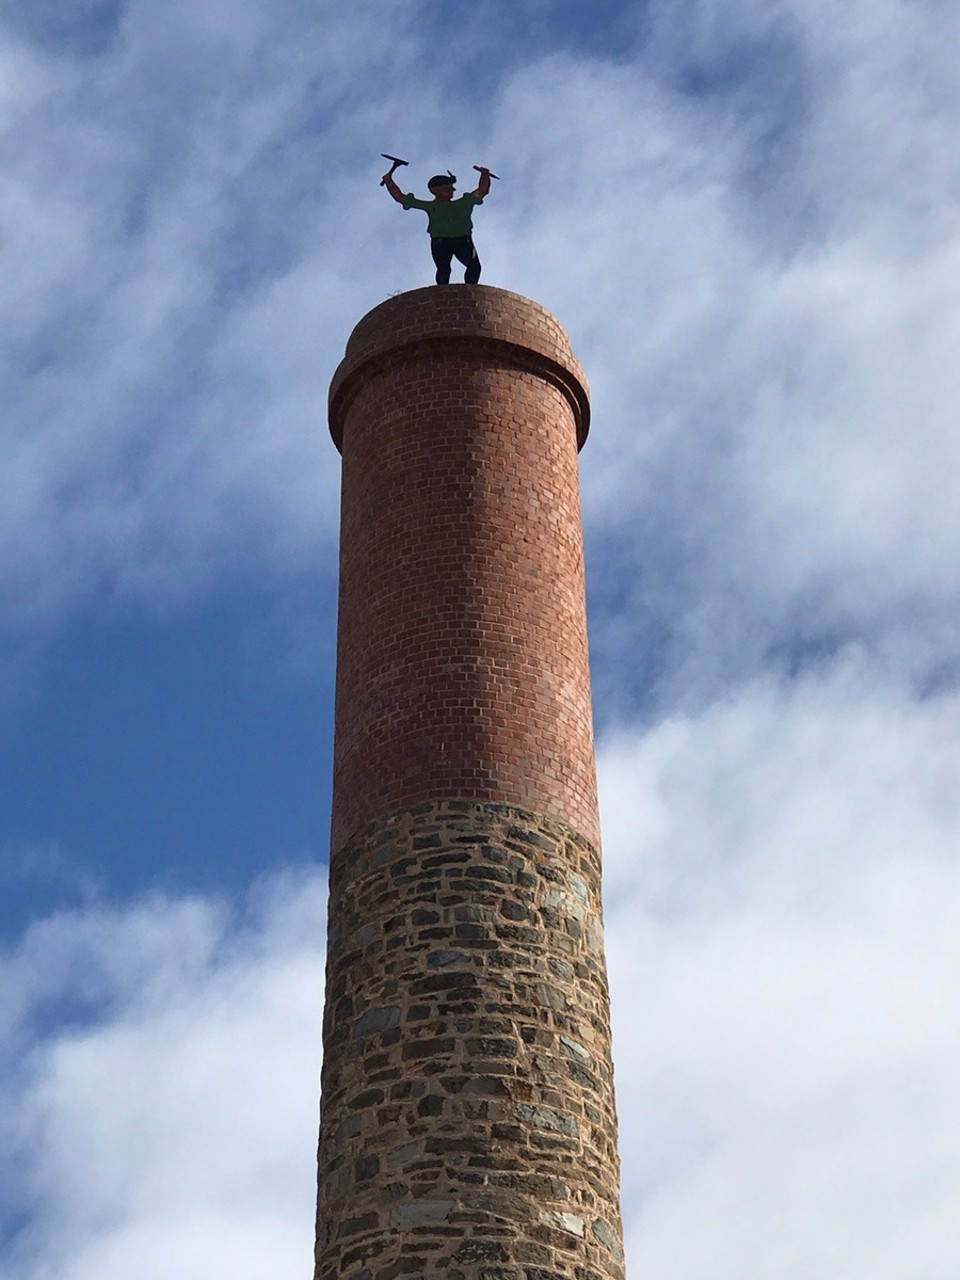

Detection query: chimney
xmin=316 ymin=285 xmax=624 ymax=1280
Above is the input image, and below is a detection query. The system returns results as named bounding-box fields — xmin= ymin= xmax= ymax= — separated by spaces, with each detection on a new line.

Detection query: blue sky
xmin=3 ymin=1 xmax=960 ymax=1277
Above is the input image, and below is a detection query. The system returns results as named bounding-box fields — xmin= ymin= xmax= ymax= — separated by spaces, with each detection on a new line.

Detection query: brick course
xmin=318 ymin=287 xmax=623 ymax=1280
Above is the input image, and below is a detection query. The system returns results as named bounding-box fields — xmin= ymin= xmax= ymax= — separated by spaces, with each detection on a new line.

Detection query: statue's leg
xmin=431 ymin=238 xmax=454 ymax=285
xmin=454 ymin=236 xmax=481 ymax=284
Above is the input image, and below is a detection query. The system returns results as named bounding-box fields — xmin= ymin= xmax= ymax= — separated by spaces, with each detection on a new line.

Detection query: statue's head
xmin=428 ymin=172 xmax=457 ymax=200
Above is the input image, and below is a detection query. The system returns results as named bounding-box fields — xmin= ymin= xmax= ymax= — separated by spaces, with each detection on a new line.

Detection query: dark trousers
xmin=431 ymin=236 xmax=481 ymax=285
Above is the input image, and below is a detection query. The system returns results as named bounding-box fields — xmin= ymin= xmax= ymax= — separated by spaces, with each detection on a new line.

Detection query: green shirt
xmin=403 ymin=192 xmax=483 ymax=238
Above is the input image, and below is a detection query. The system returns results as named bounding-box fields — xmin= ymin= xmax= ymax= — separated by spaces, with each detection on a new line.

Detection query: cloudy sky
xmin=2 ymin=0 xmax=959 ymax=1276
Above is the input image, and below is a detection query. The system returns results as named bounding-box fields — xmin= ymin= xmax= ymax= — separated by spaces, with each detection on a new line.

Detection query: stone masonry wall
xmin=316 ymin=799 xmax=624 ymax=1280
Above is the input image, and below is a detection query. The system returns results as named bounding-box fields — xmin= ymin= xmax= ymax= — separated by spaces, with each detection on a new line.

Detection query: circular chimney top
xmin=328 ymin=285 xmax=590 ymax=452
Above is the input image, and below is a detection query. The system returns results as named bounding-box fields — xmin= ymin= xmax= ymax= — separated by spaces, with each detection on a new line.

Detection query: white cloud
xmin=599 ymin=657 xmax=960 ymax=1278
xmin=0 ymin=2 xmax=438 ymax=640
xmin=1 ymin=873 xmax=326 ymax=1280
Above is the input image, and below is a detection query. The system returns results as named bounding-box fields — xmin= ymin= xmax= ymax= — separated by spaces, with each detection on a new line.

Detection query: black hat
xmin=428 ymin=171 xmax=456 ymax=190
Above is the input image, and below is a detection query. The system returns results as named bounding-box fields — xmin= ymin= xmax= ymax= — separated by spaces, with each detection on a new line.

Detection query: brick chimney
xmin=316 ymin=285 xmax=625 ymax=1280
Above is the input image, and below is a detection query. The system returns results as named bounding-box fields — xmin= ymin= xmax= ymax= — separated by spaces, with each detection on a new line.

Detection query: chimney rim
xmin=327 ymin=286 xmax=590 ymax=452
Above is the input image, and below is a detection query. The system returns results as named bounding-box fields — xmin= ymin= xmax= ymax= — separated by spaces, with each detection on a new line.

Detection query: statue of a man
xmin=382 ymin=166 xmax=493 ymax=285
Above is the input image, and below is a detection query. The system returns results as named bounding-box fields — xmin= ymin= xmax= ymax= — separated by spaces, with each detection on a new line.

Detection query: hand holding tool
xmin=380 ymin=154 xmax=409 ymax=185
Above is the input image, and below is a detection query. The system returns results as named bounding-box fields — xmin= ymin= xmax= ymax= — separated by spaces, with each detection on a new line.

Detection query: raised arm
xmin=382 ymin=171 xmax=408 ymax=204
xmin=471 ymin=167 xmax=492 ymax=199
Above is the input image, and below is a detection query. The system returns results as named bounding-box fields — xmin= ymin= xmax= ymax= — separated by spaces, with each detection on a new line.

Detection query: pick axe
xmin=380 ymin=153 xmax=408 ymax=185
xmin=474 ymin=165 xmax=500 ymax=180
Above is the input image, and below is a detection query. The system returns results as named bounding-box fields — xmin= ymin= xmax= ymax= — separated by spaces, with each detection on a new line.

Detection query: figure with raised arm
xmin=382 ymin=162 xmax=494 ymax=285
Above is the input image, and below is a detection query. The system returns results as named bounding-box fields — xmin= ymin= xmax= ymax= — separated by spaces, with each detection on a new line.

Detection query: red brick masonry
xmin=328 ymin=286 xmax=598 ymax=853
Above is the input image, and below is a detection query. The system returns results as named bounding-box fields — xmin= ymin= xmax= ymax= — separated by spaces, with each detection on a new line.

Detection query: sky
xmin=2 ymin=0 xmax=959 ymax=1276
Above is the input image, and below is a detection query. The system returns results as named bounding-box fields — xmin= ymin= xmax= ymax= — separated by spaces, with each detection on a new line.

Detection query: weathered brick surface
xmin=316 ymin=801 xmax=624 ymax=1280
xmin=328 ymin=287 xmax=598 ymax=854
xmin=317 ymin=288 xmax=623 ymax=1280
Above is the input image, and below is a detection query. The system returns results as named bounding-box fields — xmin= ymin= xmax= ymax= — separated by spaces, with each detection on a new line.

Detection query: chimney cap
xmin=328 ymin=285 xmax=590 ymax=452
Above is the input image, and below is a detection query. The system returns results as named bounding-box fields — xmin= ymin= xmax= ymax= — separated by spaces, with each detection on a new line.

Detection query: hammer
xmin=474 ymin=165 xmax=500 ymax=180
xmin=380 ymin=153 xmax=408 ymax=185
